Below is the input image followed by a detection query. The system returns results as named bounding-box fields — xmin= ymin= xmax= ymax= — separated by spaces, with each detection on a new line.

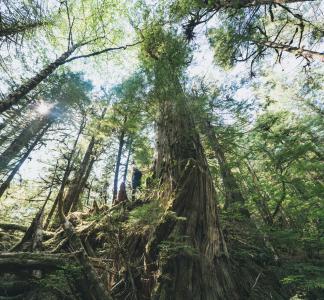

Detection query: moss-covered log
xmin=0 ymin=252 xmax=77 ymax=272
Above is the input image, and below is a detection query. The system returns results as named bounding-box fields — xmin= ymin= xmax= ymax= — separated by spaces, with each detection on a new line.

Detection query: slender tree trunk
xmin=112 ymin=125 xmax=126 ymax=203
xmin=0 ymin=44 xmax=79 ymax=113
xmin=204 ymin=121 xmax=248 ymax=214
xmin=123 ymin=138 xmax=132 ymax=183
xmin=63 ymin=137 xmax=96 ymax=214
xmin=246 ymin=161 xmax=274 ymax=225
xmin=70 ymin=156 xmax=95 ymax=212
xmin=256 ymin=40 xmax=324 ymax=62
xmin=44 ymin=117 xmax=85 ymax=229
xmin=0 ymin=122 xmax=51 ymax=198
xmin=0 ymin=113 xmax=53 ymax=173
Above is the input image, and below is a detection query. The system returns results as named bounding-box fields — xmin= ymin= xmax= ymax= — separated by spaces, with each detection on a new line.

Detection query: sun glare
xmin=36 ymin=101 xmax=53 ymax=115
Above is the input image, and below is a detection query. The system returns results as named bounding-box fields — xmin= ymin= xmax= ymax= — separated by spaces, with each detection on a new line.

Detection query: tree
xmin=139 ymin=25 xmax=242 ymax=299
xmin=0 ymin=0 xmax=52 ymax=44
xmin=0 ymin=0 xmax=140 ymax=113
xmin=0 ymin=72 xmax=91 ymax=197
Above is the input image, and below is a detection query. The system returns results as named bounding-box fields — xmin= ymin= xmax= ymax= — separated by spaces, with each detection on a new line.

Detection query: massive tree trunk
xmin=147 ymin=84 xmax=239 ymax=299
xmin=0 ymin=122 xmax=51 ymax=198
xmin=204 ymin=121 xmax=248 ymax=213
xmin=0 ymin=112 xmax=53 ymax=173
xmin=0 ymin=44 xmax=79 ymax=113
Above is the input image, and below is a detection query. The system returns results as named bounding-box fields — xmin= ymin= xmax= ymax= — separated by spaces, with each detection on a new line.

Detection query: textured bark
xmin=10 ymin=207 xmax=45 ymax=252
xmin=57 ymin=178 xmax=112 ymax=300
xmin=0 ymin=44 xmax=78 ymax=113
xmin=147 ymin=80 xmax=239 ymax=298
xmin=70 ymin=156 xmax=95 ymax=212
xmin=0 ymin=223 xmax=54 ymax=238
xmin=0 ymin=122 xmax=51 ymax=198
xmin=116 ymin=182 xmax=128 ymax=205
xmin=0 ymin=115 xmax=52 ymax=173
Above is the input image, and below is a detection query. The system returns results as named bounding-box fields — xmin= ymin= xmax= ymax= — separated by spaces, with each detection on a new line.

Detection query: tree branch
xmin=64 ymin=41 xmax=142 ymax=63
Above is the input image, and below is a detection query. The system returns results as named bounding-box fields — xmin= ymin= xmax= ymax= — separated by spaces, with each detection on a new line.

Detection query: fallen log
xmin=0 ymin=223 xmax=55 ymax=239
xmin=0 ymin=280 xmax=32 ymax=296
xmin=0 ymin=252 xmax=77 ymax=272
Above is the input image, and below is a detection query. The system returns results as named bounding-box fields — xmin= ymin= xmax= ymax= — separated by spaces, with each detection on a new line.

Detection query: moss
xmin=123 ymin=200 xmax=163 ymax=234
xmin=158 ymin=239 xmax=198 ymax=265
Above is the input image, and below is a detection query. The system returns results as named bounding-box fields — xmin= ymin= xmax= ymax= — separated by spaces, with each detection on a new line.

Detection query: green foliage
xmin=140 ymin=23 xmax=191 ymax=74
xmin=280 ymin=261 xmax=324 ymax=297
xmin=208 ymin=27 xmax=243 ymax=69
xmin=38 ymin=263 xmax=82 ymax=290
xmin=42 ymin=71 xmax=92 ymax=109
xmin=158 ymin=239 xmax=198 ymax=265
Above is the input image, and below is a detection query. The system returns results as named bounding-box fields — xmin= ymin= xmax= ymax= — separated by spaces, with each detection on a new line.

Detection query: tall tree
xmin=0 ymin=109 xmax=53 ymax=173
xmin=0 ymin=122 xmax=51 ymax=198
xmin=140 ymin=25 xmax=242 ymax=299
xmin=204 ymin=121 xmax=247 ymax=212
xmin=0 ymin=0 xmax=139 ymax=113
xmin=0 ymin=72 xmax=91 ymax=197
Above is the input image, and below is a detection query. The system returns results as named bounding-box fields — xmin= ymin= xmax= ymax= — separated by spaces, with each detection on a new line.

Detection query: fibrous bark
xmin=148 ymin=90 xmax=239 ymax=299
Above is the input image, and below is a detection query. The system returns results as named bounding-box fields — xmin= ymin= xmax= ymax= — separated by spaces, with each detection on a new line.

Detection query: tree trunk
xmin=44 ymin=117 xmax=85 ymax=229
xmin=70 ymin=156 xmax=95 ymax=212
xmin=63 ymin=137 xmax=96 ymax=214
xmin=0 ymin=114 xmax=53 ymax=173
xmin=147 ymin=85 xmax=239 ymax=299
xmin=246 ymin=161 xmax=274 ymax=225
xmin=0 ymin=122 xmax=51 ymax=198
xmin=123 ymin=138 xmax=132 ymax=183
xmin=0 ymin=44 xmax=79 ymax=113
xmin=112 ymin=127 xmax=126 ymax=203
xmin=204 ymin=121 xmax=248 ymax=214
